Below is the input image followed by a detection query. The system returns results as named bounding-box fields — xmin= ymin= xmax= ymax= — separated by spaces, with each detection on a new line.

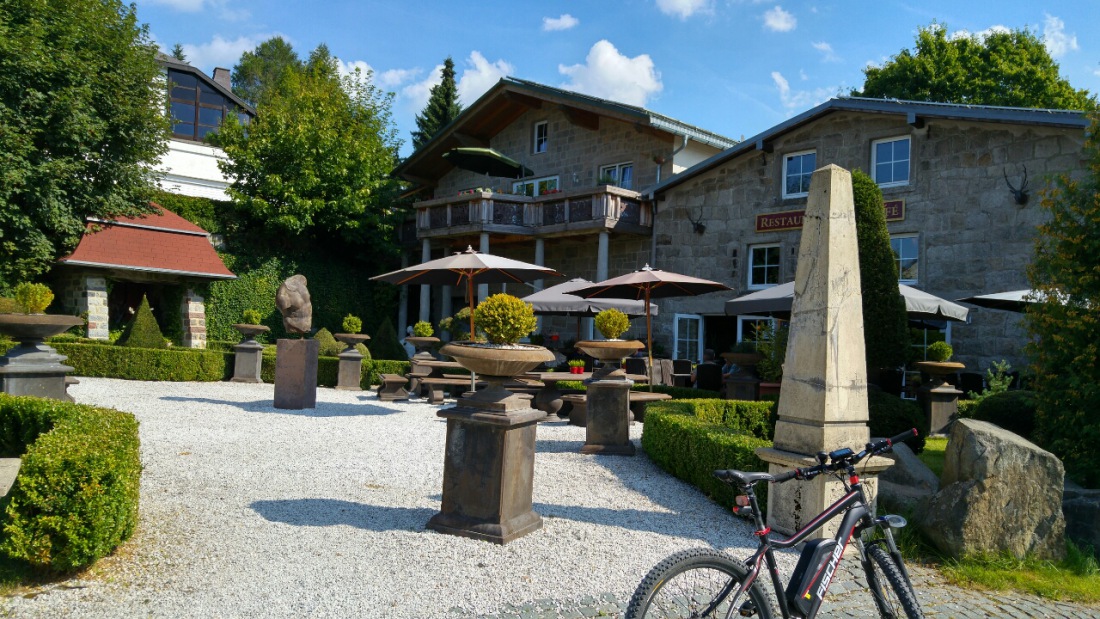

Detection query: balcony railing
xmin=414 ymin=186 xmax=652 ymax=239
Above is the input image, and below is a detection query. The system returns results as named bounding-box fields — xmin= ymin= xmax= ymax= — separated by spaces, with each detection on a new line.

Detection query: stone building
xmin=646 ymin=97 xmax=1089 ymax=374
xmin=53 ymin=56 xmax=251 ymax=347
xmin=392 ymin=77 xmax=736 ymax=343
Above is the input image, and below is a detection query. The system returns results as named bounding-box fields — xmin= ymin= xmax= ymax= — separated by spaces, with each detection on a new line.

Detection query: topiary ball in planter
xmin=594 ymin=308 xmax=630 ymax=340
xmin=412 ymin=320 xmax=434 ymax=337
xmin=342 ymin=314 xmax=362 ymax=334
xmin=926 ymin=341 xmax=953 ymax=363
xmin=472 ymin=294 xmax=537 ymax=345
xmin=13 ymin=282 xmax=54 ymax=314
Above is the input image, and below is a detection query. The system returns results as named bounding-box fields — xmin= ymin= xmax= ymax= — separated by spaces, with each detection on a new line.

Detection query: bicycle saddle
xmin=716 ymin=470 xmax=774 ymax=486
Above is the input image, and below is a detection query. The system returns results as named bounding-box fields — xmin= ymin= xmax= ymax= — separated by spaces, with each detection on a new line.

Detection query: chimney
xmin=213 ymin=67 xmax=231 ymax=90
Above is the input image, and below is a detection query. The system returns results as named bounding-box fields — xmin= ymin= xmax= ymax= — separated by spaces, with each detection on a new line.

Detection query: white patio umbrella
xmin=725 ymin=281 xmax=970 ymax=322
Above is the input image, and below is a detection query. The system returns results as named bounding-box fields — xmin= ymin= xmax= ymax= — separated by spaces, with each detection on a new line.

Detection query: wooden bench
xmin=419 ymin=377 xmax=482 ymax=404
xmin=562 ymin=391 xmax=673 ymax=426
xmin=377 ymin=373 xmax=410 ymax=401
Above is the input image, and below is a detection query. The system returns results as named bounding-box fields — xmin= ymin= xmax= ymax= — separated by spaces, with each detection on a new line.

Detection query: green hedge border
xmin=0 ymin=394 xmax=141 ymax=573
xmin=641 ymin=399 xmax=774 ymax=511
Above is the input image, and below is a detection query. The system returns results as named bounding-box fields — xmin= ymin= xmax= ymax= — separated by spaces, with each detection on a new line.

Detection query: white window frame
xmin=782 ymin=150 xmax=816 ymax=199
xmin=599 ymin=162 xmax=634 ymax=189
xmin=736 ymin=316 xmax=773 ymax=343
xmin=512 ymin=175 xmax=559 ymax=197
xmin=673 ymin=313 xmax=704 ymax=363
xmin=533 ymin=121 xmax=548 ymax=154
xmin=890 ymin=234 xmax=919 ymax=285
xmin=872 ymin=136 xmax=911 ymax=188
xmin=748 ymin=244 xmax=781 ymax=290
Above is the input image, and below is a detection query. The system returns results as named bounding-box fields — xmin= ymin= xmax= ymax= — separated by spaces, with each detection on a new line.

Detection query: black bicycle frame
xmin=719 ymin=481 xmax=874 ymax=619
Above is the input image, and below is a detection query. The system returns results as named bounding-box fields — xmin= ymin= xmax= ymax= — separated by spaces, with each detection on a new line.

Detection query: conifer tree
xmin=411 ymin=57 xmax=462 ymax=151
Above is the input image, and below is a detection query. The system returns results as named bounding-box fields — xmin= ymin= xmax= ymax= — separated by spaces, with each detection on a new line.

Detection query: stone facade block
xmin=180 ymin=288 xmax=207 ymax=349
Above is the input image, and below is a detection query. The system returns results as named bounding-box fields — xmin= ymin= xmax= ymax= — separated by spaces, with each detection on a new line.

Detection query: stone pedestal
xmin=921 ymin=382 xmax=962 ymax=435
xmin=0 ymin=340 xmax=76 ymax=402
xmin=427 ymin=386 xmax=547 ymax=544
xmin=725 ymin=373 xmax=760 ymax=401
xmin=336 ymin=348 xmax=363 ymax=391
xmin=581 ymin=376 xmax=635 ymax=456
xmin=231 ymin=340 xmax=264 ymax=383
xmin=274 ymin=339 xmax=318 ymax=409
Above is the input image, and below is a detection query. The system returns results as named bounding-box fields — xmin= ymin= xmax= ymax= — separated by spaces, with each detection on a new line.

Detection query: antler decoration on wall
xmin=1003 ymin=165 xmax=1029 ymax=206
xmin=687 ymin=206 xmax=706 ymax=234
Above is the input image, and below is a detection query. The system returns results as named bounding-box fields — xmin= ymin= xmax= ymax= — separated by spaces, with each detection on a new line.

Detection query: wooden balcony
xmin=414 ymin=185 xmax=653 ymax=241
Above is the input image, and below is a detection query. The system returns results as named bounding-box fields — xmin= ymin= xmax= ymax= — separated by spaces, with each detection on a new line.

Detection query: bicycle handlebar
xmin=767 ymin=427 xmax=919 ymax=484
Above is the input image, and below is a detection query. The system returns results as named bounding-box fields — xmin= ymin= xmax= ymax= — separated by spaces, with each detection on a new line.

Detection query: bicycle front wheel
xmin=866 ymin=545 xmax=923 ymax=619
xmin=626 ymin=548 xmax=774 ymax=619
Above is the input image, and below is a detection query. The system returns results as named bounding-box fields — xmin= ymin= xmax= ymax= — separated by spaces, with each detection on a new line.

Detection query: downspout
xmin=650 ymin=134 xmax=691 ymax=266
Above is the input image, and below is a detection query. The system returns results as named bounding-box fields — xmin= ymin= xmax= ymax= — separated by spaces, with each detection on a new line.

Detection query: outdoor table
xmin=409 ymin=359 xmax=465 ymax=396
xmin=523 ymin=371 xmax=648 ymax=418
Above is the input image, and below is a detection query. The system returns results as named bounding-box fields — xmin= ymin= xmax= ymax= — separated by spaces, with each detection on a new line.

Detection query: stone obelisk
xmin=756 ymin=164 xmax=890 ymax=537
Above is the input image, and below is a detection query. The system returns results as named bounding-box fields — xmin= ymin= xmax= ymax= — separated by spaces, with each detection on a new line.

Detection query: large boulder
xmin=877 ymin=443 xmax=939 ymax=515
xmin=919 ymin=419 xmax=1065 ymax=560
xmin=1063 ymin=483 xmax=1100 ymax=556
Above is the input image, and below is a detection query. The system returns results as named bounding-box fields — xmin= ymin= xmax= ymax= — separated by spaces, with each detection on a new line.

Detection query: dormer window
xmin=533 ymin=121 xmax=548 ymax=154
xmin=168 ymin=69 xmax=248 ymax=142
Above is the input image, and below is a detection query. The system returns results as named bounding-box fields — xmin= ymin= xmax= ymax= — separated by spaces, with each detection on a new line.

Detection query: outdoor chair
xmin=671 ymin=359 xmax=693 ymax=388
xmin=694 ymin=363 xmax=723 ymax=392
xmin=624 ymin=357 xmax=647 ymax=377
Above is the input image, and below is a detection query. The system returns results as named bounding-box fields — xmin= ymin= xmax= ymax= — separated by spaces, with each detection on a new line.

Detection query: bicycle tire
xmin=626 ymin=548 xmax=775 ymax=619
xmin=866 ymin=545 xmax=923 ymax=619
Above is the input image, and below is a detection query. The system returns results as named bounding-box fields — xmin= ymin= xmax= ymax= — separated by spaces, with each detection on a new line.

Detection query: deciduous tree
xmin=1026 ymin=115 xmax=1100 ymax=485
xmin=411 ymin=57 xmax=463 ymax=151
xmin=855 ymin=23 xmax=1096 ymax=110
xmin=0 ymin=0 xmax=168 ymax=290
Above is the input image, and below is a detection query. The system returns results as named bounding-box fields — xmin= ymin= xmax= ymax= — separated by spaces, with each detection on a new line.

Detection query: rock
xmin=920 ymin=419 xmax=1065 ymax=561
xmin=1063 ymin=484 xmax=1100 ymax=556
xmin=877 ymin=443 xmax=938 ymax=514
xmin=275 ymin=275 xmax=312 ymax=334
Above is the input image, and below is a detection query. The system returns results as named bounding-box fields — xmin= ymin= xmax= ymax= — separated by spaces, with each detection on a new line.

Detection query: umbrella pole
xmin=646 ymin=288 xmax=653 ymax=392
xmin=467 ymin=277 xmax=476 ymax=392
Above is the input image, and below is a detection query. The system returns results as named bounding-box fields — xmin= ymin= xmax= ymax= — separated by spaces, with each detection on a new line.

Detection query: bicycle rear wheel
xmin=866 ymin=545 xmax=923 ymax=619
xmin=626 ymin=548 xmax=774 ymax=619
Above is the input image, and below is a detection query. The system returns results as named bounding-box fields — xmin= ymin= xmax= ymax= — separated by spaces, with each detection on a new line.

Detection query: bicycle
xmin=627 ymin=429 xmax=923 ymax=619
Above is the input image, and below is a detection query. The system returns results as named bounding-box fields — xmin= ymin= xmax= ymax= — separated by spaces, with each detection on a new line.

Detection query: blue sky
xmin=136 ymin=0 xmax=1100 ymax=157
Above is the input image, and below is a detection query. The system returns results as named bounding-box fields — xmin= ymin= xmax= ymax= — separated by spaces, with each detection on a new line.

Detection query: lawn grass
xmin=917 ymin=435 xmax=947 ymax=478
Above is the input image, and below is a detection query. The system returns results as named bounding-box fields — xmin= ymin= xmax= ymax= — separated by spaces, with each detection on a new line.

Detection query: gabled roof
xmin=58 ymin=204 xmax=235 ymax=279
xmin=649 ymin=97 xmax=1090 ymax=197
xmin=394 ymin=77 xmax=737 ymax=185
xmin=158 ymin=53 xmax=256 ymax=117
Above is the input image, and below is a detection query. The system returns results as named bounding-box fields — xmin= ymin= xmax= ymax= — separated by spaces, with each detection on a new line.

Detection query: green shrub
xmin=959 ymin=390 xmax=1038 ymax=440
xmin=926 ymin=341 xmax=953 ymax=362
xmin=342 ymin=314 xmax=362 ymax=334
xmin=370 ymin=317 xmax=406 ymax=360
xmin=642 ymin=404 xmax=772 ymax=511
xmin=0 ymin=297 xmax=19 ymax=313
xmin=312 ymin=328 xmax=343 ymax=357
xmin=356 ymin=342 xmax=371 ymax=360
xmin=241 ymin=309 xmax=262 ymax=325
xmin=12 ymin=283 xmax=53 ymax=314
xmin=754 ymin=322 xmax=788 ymax=382
xmin=0 ymin=394 xmax=141 ymax=573
xmin=867 ymin=389 xmax=927 ymax=453
xmin=412 ymin=320 xmax=433 ymax=337
xmin=594 ymin=308 xmax=630 ymax=339
xmin=473 ymin=294 xmax=536 ymax=344
xmin=649 ymin=399 xmax=776 ymax=440
xmin=118 ymin=295 xmax=167 ymax=349
xmin=55 ymin=343 xmax=231 ymax=381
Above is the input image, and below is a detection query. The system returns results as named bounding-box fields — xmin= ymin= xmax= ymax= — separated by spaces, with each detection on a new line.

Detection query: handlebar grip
xmin=889 ymin=428 xmax=918 ymax=445
xmin=771 ymin=469 xmax=800 ymax=483
xmin=869 ymin=428 xmax=919 ymax=454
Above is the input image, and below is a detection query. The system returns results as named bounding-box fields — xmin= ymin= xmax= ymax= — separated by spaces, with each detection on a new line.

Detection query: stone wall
xmin=54 ymin=270 xmax=109 ymax=340
xmin=180 ymin=288 xmax=206 ymax=349
xmin=654 ymin=111 xmax=1087 ymax=371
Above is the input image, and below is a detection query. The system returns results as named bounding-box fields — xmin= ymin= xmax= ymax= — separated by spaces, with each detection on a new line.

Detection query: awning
xmin=442 ymin=147 xmax=534 ymax=178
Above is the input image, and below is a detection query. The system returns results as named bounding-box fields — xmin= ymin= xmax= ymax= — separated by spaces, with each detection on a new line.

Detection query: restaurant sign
xmin=755 ymin=199 xmax=905 ymax=232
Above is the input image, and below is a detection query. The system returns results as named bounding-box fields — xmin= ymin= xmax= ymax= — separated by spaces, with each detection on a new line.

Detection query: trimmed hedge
xmin=642 ymin=402 xmax=772 ymax=511
xmin=56 ymin=342 xmax=231 ymax=381
xmin=0 ymin=394 xmax=141 ymax=573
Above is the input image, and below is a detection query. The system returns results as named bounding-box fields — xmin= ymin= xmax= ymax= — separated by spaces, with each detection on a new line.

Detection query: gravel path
xmin=2 ymin=378 xmax=794 ymax=618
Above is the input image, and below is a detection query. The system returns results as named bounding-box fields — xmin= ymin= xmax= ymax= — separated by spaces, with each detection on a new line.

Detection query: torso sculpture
xmin=275 ymin=275 xmax=312 ymax=335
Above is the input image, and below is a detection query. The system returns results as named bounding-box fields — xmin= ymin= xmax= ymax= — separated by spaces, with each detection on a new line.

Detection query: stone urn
xmin=0 ymin=314 xmax=83 ymax=401
xmin=722 ymin=352 xmax=764 ymax=401
xmin=230 ymin=324 xmax=271 ymax=384
xmin=575 ymin=339 xmax=644 ymax=380
xmin=915 ymin=361 xmax=965 ymax=389
xmin=334 ymin=333 xmax=371 ymax=391
xmin=405 ymin=336 xmax=440 ymax=360
xmin=334 ymin=332 xmax=371 ymax=353
xmin=429 ymin=341 xmax=555 ymax=544
xmin=916 ymin=361 xmax=966 ymax=435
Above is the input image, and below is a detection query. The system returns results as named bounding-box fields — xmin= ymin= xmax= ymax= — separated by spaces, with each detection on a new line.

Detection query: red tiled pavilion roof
xmin=58 ymin=204 xmax=235 ymax=279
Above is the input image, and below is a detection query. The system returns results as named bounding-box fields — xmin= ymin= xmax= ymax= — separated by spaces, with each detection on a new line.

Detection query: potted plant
xmin=567 ymin=359 xmax=586 ymax=374
xmin=916 ymin=341 xmax=965 ymax=388
xmin=405 ymin=320 xmax=440 ymax=359
xmin=334 ymin=313 xmax=371 ymax=351
xmin=0 ymin=282 xmax=82 ymax=401
xmin=440 ymin=293 xmax=554 ymax=382
xmin=232 ymin=308 xmax=271 ymax=343
xmin=576 ymin=308 xmax=644 ymax=379
xmin=0 ymin=282 xmax=83 ymax=341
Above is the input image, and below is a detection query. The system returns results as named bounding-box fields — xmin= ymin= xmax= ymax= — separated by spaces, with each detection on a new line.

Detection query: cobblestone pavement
xmin=448 ymin=558 xmax=1100 ymax=618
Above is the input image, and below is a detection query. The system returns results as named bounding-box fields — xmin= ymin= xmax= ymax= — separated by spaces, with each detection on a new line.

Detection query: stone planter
xmin=334 ymin=333 xmax=371 ymax=391
xmin=0 ymin=314 xmax=83 ymax=401
xmin=575 ymin=339 xmax=644 ymax=381
xmin=428 ymin=342 xmax=554 ymax=544
xmin=575 ymin=339 xmax=644 ymax=456
xmin=405 ymin=336 xmax=440 ymax=360
xmin=231 ymin=324 xmax=270 ymax=384
xmin=916 ymin=361 xmax=965 ymax=434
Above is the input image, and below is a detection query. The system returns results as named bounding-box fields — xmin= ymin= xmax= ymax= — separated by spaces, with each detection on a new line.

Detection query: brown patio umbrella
xmin=573 ymin=265 xmax=731 ymax=387
xmin=370 ymin=246 xmax=562 ymax=336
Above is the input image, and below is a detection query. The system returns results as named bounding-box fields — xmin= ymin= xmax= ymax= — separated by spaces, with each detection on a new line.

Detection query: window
xmin=748 ymin=245 xmax=781 ymax=289
xmin=533 ymin=121 xmax=548 ymax=154
xmin=873 ymin=137 xmax=911 ymax=187
xmin=599 ymin=162 xmax=634 ymax=189
xmin=783 ymin=150 xmax=816 ymax=198
xmin=737 ymin=316 xmax=772 ymax=343
xmin=512 ymin=176 xmax=559 ymax=197
xmin=674 ymin=314 xmax=704 ymax=362
xmin=168 ymin=69 xmax=244 ymax=142
xmin=890 ymin=234 xmax=919 ymax=284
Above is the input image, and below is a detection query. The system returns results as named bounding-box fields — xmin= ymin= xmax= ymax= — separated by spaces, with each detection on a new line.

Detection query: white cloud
xmin=141 ymin=0 xmax=204 ymax=11
xmin=949 ymin=25 xmax=1009 ymax=41
xmin=656 ymin=0 xmax=712 ymax=20
xmin=559 ymin=40 xmax=662 ymax=107
xmin=180 ymin=34 xmax=277 ymax=73
xmin=543 ymin=14 xmax=579 ymax=31
xmin=763 ymin=6 xmax=796 ymax=32
xmin=771 ymin=70 xmax=835 ymax=113
xmin=799 ymin=69 xmax=808 ymax=81
xmin=338 ymin=59 xmax=374 ymax=78
xmin=377 ymin=68 xmax=421 ymax=89
xmin=457 ymin=52 xmax=514 ymax=105
xmin=402 ymin=64 xmax=443 ymax=113
xmin=1042 ymin=14 xmax=1078 ymax=58
xmin=811 ymin=41 xmax=840 ymax=63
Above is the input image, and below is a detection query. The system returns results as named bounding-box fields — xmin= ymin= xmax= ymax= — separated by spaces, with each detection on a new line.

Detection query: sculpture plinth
xmin=273 ymin=339 xmax=318 ymax=409
xmin=334 ymin=334 xmax=370 ymax=391
xmin=231 ymin=324 xmax=269 ymax=383
xmin=581 ymin=376 xmax=635 ymax=455
xmin=0 ymin=314 xmax=83 ymax=401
